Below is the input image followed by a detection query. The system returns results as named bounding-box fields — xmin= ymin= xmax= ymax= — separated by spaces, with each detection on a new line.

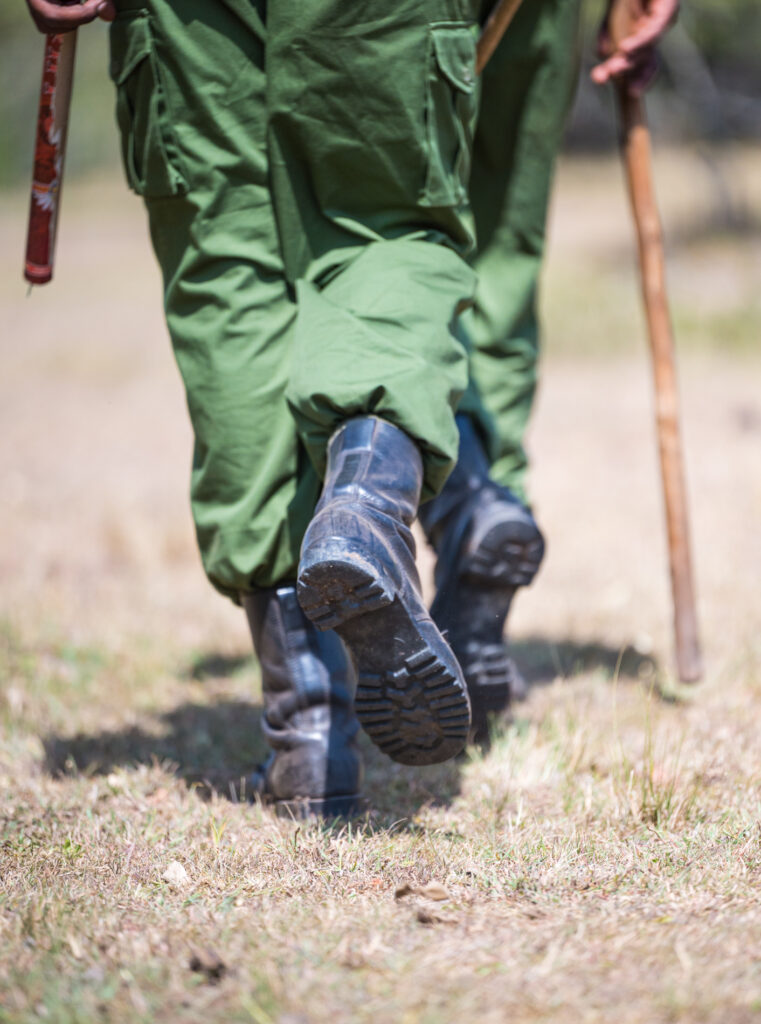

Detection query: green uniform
xmin=110 ymin=0 xmax=481 ymax=599
xmin=464 ymin=0 xmax=582 ymax=505
xmin=109 ymin=0 xmax=578 ymax=600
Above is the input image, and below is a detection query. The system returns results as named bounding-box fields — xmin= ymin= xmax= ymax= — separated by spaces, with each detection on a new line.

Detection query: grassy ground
xmin=1 ymin=145 xmax=761 ymax=1022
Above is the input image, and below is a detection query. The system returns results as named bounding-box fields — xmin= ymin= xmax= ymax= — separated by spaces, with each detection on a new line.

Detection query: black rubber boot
xmin=297 ymin=417 xmax=471 ymax=766
xmin=242 ymin=584 xmax=363 ymax=819
xmin=418 ymin=414 xmax=545 ymax=744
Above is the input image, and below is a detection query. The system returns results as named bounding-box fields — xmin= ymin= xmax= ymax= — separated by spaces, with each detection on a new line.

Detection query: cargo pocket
xmin=421 ymin=24 xmax=478 ymax=208
xmin=108 ymin=13 xmax=187 ymax=199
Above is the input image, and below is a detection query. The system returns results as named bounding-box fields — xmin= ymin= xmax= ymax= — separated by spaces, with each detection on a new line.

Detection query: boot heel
xmin=354 ymin=644 xmax=470 ymax=763
xmin=298 ymin=558 xmax=394 ymax=631
xmin=463 ymin=520 xmax=545 ymax=588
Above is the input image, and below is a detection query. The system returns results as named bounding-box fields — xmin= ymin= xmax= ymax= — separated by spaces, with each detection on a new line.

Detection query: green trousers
xmin=464 ymin=0 xmax=581 ymax=505
xmin=110 ymin=0 xmax=481 ymax=597
xmin=109 ymin=0 xmax=578 ymax=598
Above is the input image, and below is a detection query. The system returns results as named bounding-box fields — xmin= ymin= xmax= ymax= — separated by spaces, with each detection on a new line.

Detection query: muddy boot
xmin=297 ymin=417 xmax=471 ymax=766
xmin=242 ymin=584 xmax=363 ymax=818
xmin=418 ymin=414 xmax=545 ymax=744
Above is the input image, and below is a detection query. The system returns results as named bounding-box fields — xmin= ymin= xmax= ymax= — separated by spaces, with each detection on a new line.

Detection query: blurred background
xmin=0 ymin=2 xmax=759 ymax=663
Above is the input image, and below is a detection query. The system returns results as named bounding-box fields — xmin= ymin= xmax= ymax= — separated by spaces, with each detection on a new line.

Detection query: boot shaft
xmin=418 ymin=414 xmax=492 ymax=546
xmin=297 ymin=415 xmax=472 ymax=767
xmin=243 ymin=585 xmax=355 ymax=722
xmin=243 ymin=584 xmax=362 ymax=805
xmin=319 ymin=417 xmax=423 ymax=528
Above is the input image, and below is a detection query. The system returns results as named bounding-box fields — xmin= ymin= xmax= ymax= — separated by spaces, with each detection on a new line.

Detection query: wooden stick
xmin=613 ymin=68 xmax=703 ymax=682
xmin=25 ymin=30 xmax=77 ymax=286
xmin=477 ymin=0 xmax=524 ymax=74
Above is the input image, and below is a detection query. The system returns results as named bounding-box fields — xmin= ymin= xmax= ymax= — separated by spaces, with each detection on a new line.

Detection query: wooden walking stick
xmin=25 ymin=28 xmax=77 ymax=286
xmin=610 ymin=6 xmax=703 ymax=682
xmin=477 ymin=0 xmax=525 ymax=74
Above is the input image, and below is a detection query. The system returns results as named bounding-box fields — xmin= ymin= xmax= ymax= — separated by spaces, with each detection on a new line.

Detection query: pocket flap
xmin=109 ymin=14 xmax=152 ymax=85
xmin=432 ymin=26 xmax=476 ymax=94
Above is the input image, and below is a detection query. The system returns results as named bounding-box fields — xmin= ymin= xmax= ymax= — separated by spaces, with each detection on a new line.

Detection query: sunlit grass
xmin=1 ymin=146 xmax=760 ymax=1021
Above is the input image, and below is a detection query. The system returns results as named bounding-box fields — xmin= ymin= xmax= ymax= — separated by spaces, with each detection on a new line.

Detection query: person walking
xmin=27 ymin=0 xmax=487 ymax=816
xmin=25 ymin=0 xmax=679 ymax=812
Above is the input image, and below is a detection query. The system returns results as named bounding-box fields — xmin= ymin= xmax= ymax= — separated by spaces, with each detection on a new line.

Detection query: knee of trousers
xmin=284 ymin=242 xmax=476 ymax=503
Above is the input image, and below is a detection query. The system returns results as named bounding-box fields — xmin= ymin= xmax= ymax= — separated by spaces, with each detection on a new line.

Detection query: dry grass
xmin=1 ymin=145 xmax=761 ymax=1022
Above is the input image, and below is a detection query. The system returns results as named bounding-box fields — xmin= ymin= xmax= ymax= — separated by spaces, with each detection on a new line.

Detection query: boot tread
xmin=298 ymin=558 xmax=469 ymax=766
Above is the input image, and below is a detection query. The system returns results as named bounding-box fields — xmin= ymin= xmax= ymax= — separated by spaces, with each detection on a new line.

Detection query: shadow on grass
xmin=183 ymin=652 xmax=252 ymax=682
xmin=42 ymin=700 xmax=268 ymax=800
xmin=360 ymin=745 xmax=466 ymax=826
xmin=40 ymin=636 xmax=660 ymax=818
xmin=510 ymin=636 xmax=658 ymax=688
xmin=41 ymin=698 xmax=467 ymax=818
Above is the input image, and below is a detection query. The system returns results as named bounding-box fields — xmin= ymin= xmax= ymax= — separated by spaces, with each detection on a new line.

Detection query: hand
xmin=591 ymin=0 xmax=679 ymax=96
xmin=26 ymin=0 xmax=116 ymax=34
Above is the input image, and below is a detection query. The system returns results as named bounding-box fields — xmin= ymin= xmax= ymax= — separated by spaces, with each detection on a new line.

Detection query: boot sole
xmin=458 ymin=642 xmax=519 ymax=744
xmin=461 ymin=643 xmax=513 ymax=712
xmin=298 ymin=558 xmax=470 ymax=766
xmin=432 ymin=514 xmax=543 ymax=716
xmin=463 ymin=517 xmax=545 ymax=588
